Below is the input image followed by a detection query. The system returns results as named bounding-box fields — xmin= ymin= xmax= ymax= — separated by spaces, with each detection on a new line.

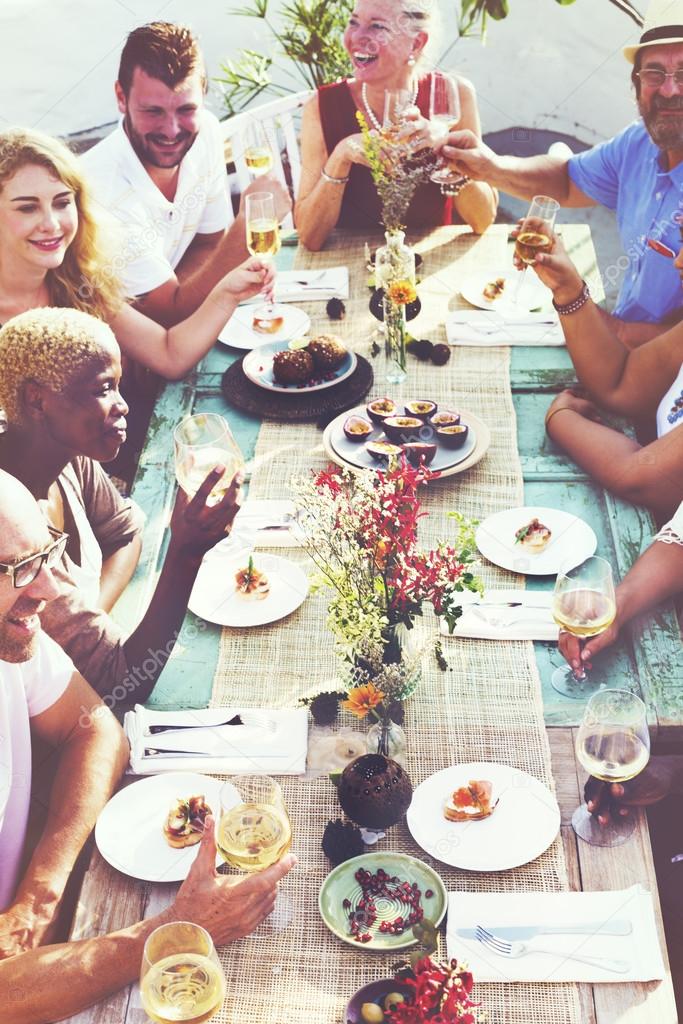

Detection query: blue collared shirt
xmin=568 ymin=120 xmax=683 ymax=322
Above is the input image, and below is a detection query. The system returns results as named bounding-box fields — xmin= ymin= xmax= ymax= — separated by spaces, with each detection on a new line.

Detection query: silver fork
xmin=475 ymin=925 xmax=630 ymax=974
xmin=293 ymin=271 xmax=327 ymax=286
xmin=148 ymin=710 xmax=277 ymax=735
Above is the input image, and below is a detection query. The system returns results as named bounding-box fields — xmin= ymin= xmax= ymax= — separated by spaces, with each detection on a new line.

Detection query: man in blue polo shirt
xmin=437 ymin=0 xmax=683 ymax=346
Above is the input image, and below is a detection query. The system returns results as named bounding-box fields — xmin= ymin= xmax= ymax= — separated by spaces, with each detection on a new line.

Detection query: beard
xmin=640 ymin=94 xmax=683 ymax=149
xmin=123 ymin=111 xmax=197 ymax=169
xmin=0 ymin=609 xmax=41 ymax=663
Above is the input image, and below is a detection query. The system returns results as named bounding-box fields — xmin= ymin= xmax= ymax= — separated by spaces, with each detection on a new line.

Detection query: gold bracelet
xmin=544 ymin=405 xmax=576 ymax=431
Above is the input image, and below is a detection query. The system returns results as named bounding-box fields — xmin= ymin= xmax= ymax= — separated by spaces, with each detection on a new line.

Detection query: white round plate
xmin=461 ymin=272 xmax=553 ymax=313
xmin=95 ymin=773 xmax=238 ymax=882
xmin=242 ymin=341 xmax=357 ymax=394
xmin=475 ymin=505 xmax=597 ymax=576
xmin=218 ymin=303 xmax=311 ymax=350
xmin=188 ymin=551 xmax=309 ymax=627
xmin=323 ymin=406 xmax=491 ymax=480
xmin=407 ymin=762 xmax=560 ymax=871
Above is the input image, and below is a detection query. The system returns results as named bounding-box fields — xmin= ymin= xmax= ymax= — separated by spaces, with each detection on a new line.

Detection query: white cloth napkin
xmin=441 ymin=589 xmax=559 ymax=641
xmin=232 ymin=499 xmax=303 ymax=548
xmin=240 ymin=268 xmax=349 ymax=305
xmin=447 ymin=886 xmax=665 ymax=983
xmin=124 ymin=704 xmax=309 ymax=775
xmin=446 ymin=310 xmax=565 ymax=347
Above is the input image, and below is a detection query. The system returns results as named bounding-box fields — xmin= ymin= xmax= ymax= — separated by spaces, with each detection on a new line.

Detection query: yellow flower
xmin=341 ymin=683 xmax=386 ymax=719
xmin=387 ymin=280 xmax=417 ymax=305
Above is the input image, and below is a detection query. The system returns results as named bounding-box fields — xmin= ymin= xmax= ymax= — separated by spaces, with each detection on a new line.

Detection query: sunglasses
xmin=0 ymin=526 xmax=68 ymax=589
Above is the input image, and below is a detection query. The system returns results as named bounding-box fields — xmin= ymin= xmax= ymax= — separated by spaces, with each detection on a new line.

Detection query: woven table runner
xmin=211 ymin=227 xmax=582 ymax=1024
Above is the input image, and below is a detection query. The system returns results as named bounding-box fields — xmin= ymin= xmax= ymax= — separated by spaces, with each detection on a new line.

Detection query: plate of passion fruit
xmin=242 ymin=334 xmax=357 ymax=394
xmin=322 ymin=397 xmax=491 ymax=478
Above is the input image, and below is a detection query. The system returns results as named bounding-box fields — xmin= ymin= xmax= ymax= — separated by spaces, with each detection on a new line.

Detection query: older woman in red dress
xmin=295 ymin=0 xmax=497 ymax=250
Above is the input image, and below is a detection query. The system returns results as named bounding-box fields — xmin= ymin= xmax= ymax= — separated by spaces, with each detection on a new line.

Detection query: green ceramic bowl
xmin=318 ymin=851 xmax=447 ymax=951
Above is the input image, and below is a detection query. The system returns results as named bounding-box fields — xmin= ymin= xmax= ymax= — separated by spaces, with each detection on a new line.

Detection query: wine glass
xmin=242 ymin=121 xmax=274 ymax=178
xmin=174 ymin=413 xmax=244 ymax=506
xmin=382 ymin=88 xmax=415 ymax=137
xmin=573 ymin=688 xmax=650 ymax=846
xmin=140 ymin=921 xmax=226 ymax=1023
xmin=551 ymin=555 xmax=616 ymax=698
xmin=218 ymin=775 xmax=291 ymax=873
xmin=244 ymin=191 xmax=283 ymax=334
xmin=428 ymin=75 xmax=467 ymax=196
xmin=513 ymin=194 xmax=559 ymax=305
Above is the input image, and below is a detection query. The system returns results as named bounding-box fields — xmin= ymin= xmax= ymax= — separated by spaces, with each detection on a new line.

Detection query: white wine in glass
xmin=245 ymin=192 xmax=282 ymax=334
xmin=243 ymin=121 xmax=274 ymax=178
xmin=174 ymin=413 xmax=244 ymax=507
xmin=140 ymin=922 xmax=226 ymax=1024
xmin=551 ymin=555 xmax=616 ymax=698
xmin=218 ymin=775 xmax=291 ymax=873
xmin=573 ymin=688 xmax=650 ymax=846
xmin=513 ymin=194 xmax=559 ymax=305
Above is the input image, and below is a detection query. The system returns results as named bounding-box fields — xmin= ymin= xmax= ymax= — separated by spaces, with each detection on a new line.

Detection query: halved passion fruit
xmin=383 ymin=416 xmax=424 ymax=445
xmin=366 ymin=397 xmax=398 ymax=424
xmin=437 ymin=424 xmax=469 ymax=449
xmin=405 ymin=400 xmax=438 ymax=420
xmin=366 ymin=440 xmax=404 ymax=462
xmin=343 ymin=415 xmax=373 ymax=442
xmin=430 ymin=410 xmax=461 ymax=428
xmin=403 ymin=442 xmax=437 ymax=467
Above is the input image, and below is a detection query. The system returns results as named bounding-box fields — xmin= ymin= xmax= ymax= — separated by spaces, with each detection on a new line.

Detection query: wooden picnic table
xmin=61 ymin=224 xmax=681 ymax=1024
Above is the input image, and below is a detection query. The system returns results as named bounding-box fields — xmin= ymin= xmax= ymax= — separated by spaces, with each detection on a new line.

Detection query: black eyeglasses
xmin=0 ymin=526 xmax=69 ymax=589
xmin=636 ymin=69 xmax=683 ymax=89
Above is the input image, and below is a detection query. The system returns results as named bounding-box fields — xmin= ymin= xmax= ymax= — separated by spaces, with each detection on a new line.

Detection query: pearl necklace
xmin=361 ymin=80 xmax=419 ymax=133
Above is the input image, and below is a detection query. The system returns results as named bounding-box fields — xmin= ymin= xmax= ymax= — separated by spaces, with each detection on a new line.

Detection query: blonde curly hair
xmin=0 ymin=307 xmax=118 ymax=425
xmin=0 ymin=128 xmax=124 ymax=320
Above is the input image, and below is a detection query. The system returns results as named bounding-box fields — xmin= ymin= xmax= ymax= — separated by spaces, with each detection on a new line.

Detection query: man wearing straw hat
xmin=438 ymin=0 xmax=683 ymax=346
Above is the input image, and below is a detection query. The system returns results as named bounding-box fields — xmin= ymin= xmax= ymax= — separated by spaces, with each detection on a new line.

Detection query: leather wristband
xmin=552 ymin=280 xmax=590 ymax=316
xmin=320 ymin=167 xmax=350 ymax=185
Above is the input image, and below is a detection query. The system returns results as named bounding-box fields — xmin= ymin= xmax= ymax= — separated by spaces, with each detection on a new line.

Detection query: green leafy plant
xmin=215 ymin=0 xmax=353 ymax=116
xmin=458 ymin=0 xmax=642 ymax=38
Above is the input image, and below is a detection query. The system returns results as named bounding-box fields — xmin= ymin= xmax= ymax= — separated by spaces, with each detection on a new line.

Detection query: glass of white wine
xmin=174 ymin=413 xmax=244 ymax=507
xmin=574 ymin=688 xmax=650 ymax=846
xmin=551 ymin=555 xmax=616 ymax=698
xmin=140 ymin=921 xmax=226 ymax=1024
xmin=242 ymin=121 xmax=274 ymax=178
xmin=244 ymin=191 xmax=283 ymax=335
xmin=513 ymin=194 xmax=559 ymax=305
xmin=428 ymin=74 xmax=467 ymax=196
xmin=218 ymin=775 xmax=291 ymax=873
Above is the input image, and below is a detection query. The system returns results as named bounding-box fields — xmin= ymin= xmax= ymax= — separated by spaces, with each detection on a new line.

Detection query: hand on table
xmin=559 ymin=618 xmax=620 ymax=675
xmin=545 ymin=389 xmax=603 ymax=437
xmin=168 ymin=466 xmax=243 ymax=562
xmin=170 ymin=815 xmax=297 ymax=945
xmin=0 ymin=902 xmax=54 ymax=960
xmin=584 ymin=758 xmax=677 ymax=827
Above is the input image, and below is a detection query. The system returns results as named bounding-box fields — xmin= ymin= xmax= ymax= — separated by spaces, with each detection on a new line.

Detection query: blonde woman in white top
xmin=526 ymin=232 xmax=683 ymax=519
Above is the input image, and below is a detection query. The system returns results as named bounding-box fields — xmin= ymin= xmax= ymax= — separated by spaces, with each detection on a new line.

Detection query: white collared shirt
xmin=82 ymin=110 xmax=234 ymax=296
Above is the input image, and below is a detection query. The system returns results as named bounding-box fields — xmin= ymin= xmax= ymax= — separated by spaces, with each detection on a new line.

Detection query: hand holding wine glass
xmin=218 ymin=775 xmax=292 ymax=873
xmin=174 ymin=413 xmax=245 ymax=508
xmin=245 ymin=191 xmax=283 ymax=334
xmin=428 ymin=75 xmax=468 ymax=196
xmin=512 ymin=194 xmax=559 ymax=305
xmin=573 ymin=688 xmax=650 ymax=847
xmin=551 ymin=555 xmax=616 ymax=698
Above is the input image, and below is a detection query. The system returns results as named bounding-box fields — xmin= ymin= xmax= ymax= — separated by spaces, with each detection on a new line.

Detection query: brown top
xmin=318 ymin=74 xmax=453 ymax=230
xmin=38 ymin=457 xmax=144 ymax=697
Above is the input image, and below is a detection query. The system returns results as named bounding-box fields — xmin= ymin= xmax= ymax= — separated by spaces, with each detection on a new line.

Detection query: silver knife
xmin=455 ymin=920 xmax=632 ymax=941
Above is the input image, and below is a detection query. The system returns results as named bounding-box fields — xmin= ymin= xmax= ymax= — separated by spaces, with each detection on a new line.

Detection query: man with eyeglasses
xmin=0 ymin=471 xmax=296 ymax=1022
xmin=436 ymin=0 xmax=683 ymax=348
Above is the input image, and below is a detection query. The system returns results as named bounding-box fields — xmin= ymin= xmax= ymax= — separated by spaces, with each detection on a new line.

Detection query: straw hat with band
xmin=624 ymin=0 xmax=683 ymax=63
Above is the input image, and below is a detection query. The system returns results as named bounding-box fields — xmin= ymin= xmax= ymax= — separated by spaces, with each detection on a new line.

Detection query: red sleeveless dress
xmin=318 ymin=73 xmax=453 ymax=229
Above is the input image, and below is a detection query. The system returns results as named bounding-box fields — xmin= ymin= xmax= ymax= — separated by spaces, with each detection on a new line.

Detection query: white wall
xmin=0 ymin=0 xmax=643 ymax=143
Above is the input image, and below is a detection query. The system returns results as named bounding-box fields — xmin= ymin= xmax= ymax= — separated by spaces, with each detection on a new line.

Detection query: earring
xmin=407 ymin=54 xmax=416 ymax=66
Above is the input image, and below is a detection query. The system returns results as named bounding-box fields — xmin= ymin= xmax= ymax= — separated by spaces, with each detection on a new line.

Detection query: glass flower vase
xmin=375 ymin=230 xmax=416 ymax=387
xmin=367 ymin=718 xmax=407 ymax=761
xmin=382 ymin=296 xmax=408 ymax=384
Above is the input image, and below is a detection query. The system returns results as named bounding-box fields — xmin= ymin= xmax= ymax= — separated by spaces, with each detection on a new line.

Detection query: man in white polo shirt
xmin=0 ymin=471 xmax=296 ymax=1022
xmin=82 ymin=21 xmax=291 ymax=327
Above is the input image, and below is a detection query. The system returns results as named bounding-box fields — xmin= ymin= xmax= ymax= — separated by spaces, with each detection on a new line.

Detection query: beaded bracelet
xmin=552 ymin=280 xmax=590 ymax=316
xmin=320 ymin=167 xmax=350 ymax=186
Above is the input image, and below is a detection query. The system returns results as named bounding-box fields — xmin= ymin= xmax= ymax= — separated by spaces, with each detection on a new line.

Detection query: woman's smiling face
xmin=343 ymin=0 xmax=423 ymax=82
xmin=0 ymin=163 xmax=77 ymax=272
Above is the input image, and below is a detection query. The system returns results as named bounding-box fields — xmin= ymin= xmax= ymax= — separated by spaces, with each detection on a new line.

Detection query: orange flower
xmin=341 ymin=683 xmax=386 ymax=719
xmin=387 ymin=279 xmax=417 ymax=305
